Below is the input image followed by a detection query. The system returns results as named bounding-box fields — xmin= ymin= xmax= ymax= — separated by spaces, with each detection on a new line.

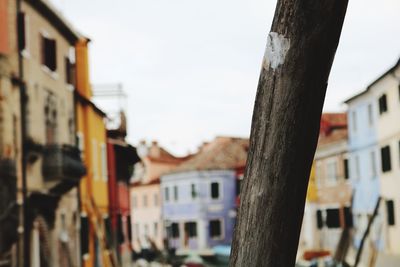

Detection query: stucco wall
xmin=131 ymin=183 xmax=163 ymax=249
xmin=161 ymin=170 xmax=237 ymax=250
xmin=373 ymin=66 xmax=400 ymax=254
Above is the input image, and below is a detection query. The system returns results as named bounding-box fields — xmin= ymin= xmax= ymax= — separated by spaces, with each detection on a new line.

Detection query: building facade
xmin=369 ymin=59 xmax=400 ymax=255
xmin=345 ymin=83 xmax=381 ymax=254
xmin=106 ymin=120 xmax=140 ymax=267
xmin=1 ymin=0 xmax=87 ymax=266
xmin=160 ymin=137 xmax=248 ymax=254
xmin=131 ymin=141 xmax=187 ymax=251
xmin=300 ymin=114 xmax=351 ymax=256
xmin=75 ymin=38 xmax=111 ymax=267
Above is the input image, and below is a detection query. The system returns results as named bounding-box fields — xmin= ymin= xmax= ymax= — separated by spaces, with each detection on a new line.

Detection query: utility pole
xmin=229 ymin=1 xmax=349 ymax=266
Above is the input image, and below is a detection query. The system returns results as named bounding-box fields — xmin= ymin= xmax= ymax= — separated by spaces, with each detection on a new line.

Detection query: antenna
xmin=92 ymin=83 xmax=129 ymax=131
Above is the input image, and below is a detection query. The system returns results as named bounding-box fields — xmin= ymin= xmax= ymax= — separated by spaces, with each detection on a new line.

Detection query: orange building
xmin=75 ymin=38 xmax=113 ymax=267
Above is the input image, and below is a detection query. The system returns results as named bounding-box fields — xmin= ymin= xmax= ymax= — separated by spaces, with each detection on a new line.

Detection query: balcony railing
xmin=42 ymin=144 xmax=86 ymax=184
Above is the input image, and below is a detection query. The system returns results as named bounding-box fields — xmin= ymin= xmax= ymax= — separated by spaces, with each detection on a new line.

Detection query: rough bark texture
xmin=229 ymin=1 xmax=348 ymax=266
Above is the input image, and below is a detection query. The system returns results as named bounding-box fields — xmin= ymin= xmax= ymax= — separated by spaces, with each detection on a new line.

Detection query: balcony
xmin=42 ymin=144 xmax=86 ymax=194
xmin=113 ymin=143 xmax=140 ymax=184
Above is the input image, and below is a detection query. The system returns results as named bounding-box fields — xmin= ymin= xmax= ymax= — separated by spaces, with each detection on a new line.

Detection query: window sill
xmin=41 ymin=65 xmax=59 ymax=80
xmin=21 ymin=50 xmax=30 ymax=59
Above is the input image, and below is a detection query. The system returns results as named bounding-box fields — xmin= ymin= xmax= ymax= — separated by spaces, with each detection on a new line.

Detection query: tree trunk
xmin=229 ymin=1 xmax=348 ymax=266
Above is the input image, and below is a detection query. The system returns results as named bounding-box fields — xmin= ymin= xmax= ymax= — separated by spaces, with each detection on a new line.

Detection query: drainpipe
xmin=16 ymin=0 xmax=29 ymax=266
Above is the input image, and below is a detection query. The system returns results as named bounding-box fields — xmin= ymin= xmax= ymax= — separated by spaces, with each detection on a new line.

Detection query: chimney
xmin=149 ymin=140 xmax=160 ymax=158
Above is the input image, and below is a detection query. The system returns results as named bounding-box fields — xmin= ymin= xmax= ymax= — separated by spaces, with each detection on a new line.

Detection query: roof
xmin=25 ymin=0 xmax=82 ymax=44
xmin=75 ymin=90 xmax=107 ymax=117
xmin=131 ymin=177 xmax=160 ymax=187
xmin=318 ymin=113 xmax=347 ymax=146
xmin=344 ymin=58 xmax=400 ymax=104
xmin=169 ymin=136 xmax=249 ymax=174
xmin=131 ymin=144 xmax=190 ymax=186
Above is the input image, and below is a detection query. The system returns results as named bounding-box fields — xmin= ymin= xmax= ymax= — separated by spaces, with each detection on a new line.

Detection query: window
xmin=164 ymin=187 xmax=170 ymax=202
xmin=154 ymin=194 xmax=158 ymax=206
xmin=173 ymin=185 xmax=178 ymax=201
xmin=41 ymin=35 xmax=57 ymax=71
xmin=135 ymin=223 xmax=139 ymax=238
xmin=184 ymin=222 xmax=197 ymax=238
xmin=143 ymin=195 xmax=148 ymax=207
xmin=381 ymin=145 xmax=392 ymax=172
xmin=326 ymin=209 xmax=340 ymax=228
xmin=144 ymin=224 xmax=149 ymax=236
xmin=343 ymin=159 xmax=349 ymax=180
xmin=92 ymin=140 xmax=98 ymax=179
xmin=211 ymin=182 xmax=220 ymax=199
xmin=379 ymin=94 xmax=388 ymax=114
xmin=132 ymin=195 xmax=137 ymax=208
xmin=17 ymin=12 xmax=26 ymax=52
xmin=76 ymin=132 xmax=84 ymax=153
xmin=355 ymin=155 xmax=360 ymax=180
xmin=398 ymin=84 xmax=400 ymax=101
xmin=44 ymin=92 xmax=58 ymax=144
xmin=327 ymin=160 xmax=337 ymax=183
xmin=65 ymin=57 xmax=75 ymax=85
xmin=209 ymin=219 xmax=222 ymax=239
xmin=370 ymin=151 xmax=376 ymax=177
xmin=316 ymin=210 xmax=323 ymax=229
xmin=171 ymin=223 xmax=179 ymax=238
xmin=154 ymin=222 xmax=158 ymax=237
xmin=386 ymin=200 xmax=395 ymax=226
xmin=352 ymin=111 xmax=357 ymax=132
xmin=367 ymin=103 xmax=374 ymax=126
xmin=236 ymin=178 xmax=242 ymax=196
xmin=100 ymin=143 xmax=108 ymax=181
xmin=191 ymin=184 xmax=197 ymax=199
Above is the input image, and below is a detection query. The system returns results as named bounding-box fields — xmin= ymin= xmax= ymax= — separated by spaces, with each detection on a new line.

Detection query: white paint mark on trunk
xmin=263 ymin=32 xmax=290 ymax=70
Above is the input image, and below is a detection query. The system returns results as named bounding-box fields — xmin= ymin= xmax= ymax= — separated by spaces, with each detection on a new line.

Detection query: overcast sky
xmin=51 ymin=0 xmax=400 ymax=155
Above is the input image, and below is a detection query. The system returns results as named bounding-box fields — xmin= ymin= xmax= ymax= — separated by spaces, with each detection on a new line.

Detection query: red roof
xmin=170 ymin=136 xmax=249 ymax=173
xmin=318 ymin=113 xmax=348 ymax=145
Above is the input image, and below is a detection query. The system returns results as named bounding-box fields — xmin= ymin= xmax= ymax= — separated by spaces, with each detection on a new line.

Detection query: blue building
xmin=345 ymin=83 xmax=381 ymax=247
xmin=160 ymin=137 xmax=248 ymax=253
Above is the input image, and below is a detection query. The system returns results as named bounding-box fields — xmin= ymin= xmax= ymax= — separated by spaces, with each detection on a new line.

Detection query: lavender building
xmin=160 ymin=137 xmax=248 ymax=253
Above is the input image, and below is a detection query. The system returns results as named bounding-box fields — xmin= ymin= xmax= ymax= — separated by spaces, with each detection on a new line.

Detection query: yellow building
xmin=75 ymin=38 xmax=113 ymax=267
xmin=306 ymin=163 xmax=318 ymax=202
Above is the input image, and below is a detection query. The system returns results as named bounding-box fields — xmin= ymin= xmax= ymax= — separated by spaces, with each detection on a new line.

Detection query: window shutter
xmin=117 ymin=214 xmax=124 ymax=244
xmin=211 ymin=182 xmax=220 ymax=199
xmin=209 ymin=220 xmax=222 ymax=238
xmin=344 ymin=207 xmax=353 ymax=227
xmin=65 ymin=57 xmax=73 ymax=84
xmin=0 ymin=0 xmax=9 ymax=54
xmin=127 ymin=215 xmax=132 ymax=242
xmin=379 ymin=94 xmax=388 ymax=114
xmin=343 ymin=159 xmax=349 ymax=179
xmin=80 ymin=215 xmax=89 ymax=256
xmin=386 ymin=200 xmax=395 ymax=226
xmin=381 ymin=146 xmax=391 ymax=172
xmin=316 ymin=210 xmax=323 ymax=229
xmin=171 ymin=223 xmax=179 ymax=238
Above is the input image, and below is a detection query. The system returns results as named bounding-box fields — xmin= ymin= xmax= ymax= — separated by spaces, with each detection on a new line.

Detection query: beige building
xmin=130 ymin=141 xmax=189 ymax=250
xmin=0 ymin=0 xmax=21 ymax=261
xmin=1 ymin=0 xmax=86 ymax=266
xmin=300 ymin=113 xmax=351 ymax=257
xmin=371 ymin=59 xmax=400 ymax=255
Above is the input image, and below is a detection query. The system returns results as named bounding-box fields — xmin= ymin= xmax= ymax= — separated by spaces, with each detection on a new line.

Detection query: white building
xmin=370 ymin=59 xmax=400 ymax=254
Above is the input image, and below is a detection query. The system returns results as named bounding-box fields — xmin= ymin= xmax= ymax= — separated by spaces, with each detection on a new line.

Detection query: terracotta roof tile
xmin=318 ymin=113 xmax=348 ymax=145
xmin=170 ymin=136 xmax=249 ymax=173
